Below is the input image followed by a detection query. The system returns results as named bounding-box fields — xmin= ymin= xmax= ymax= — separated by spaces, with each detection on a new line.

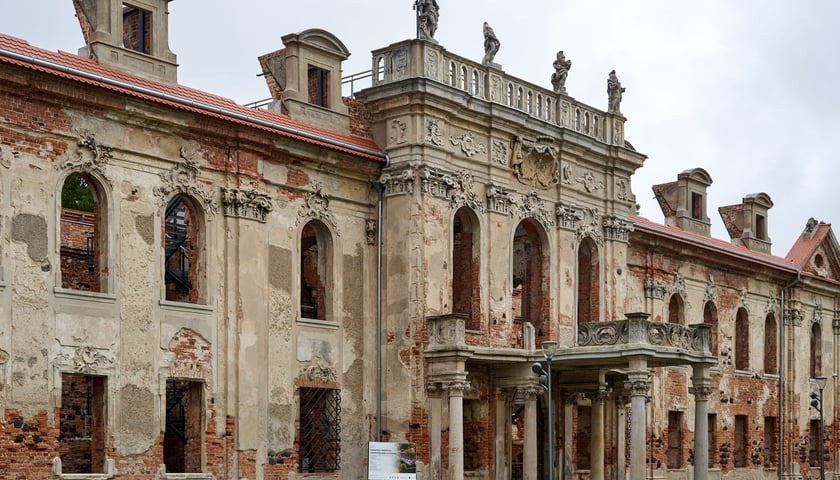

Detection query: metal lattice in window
xmin=299 ymin=387 xmax=341 ymax=473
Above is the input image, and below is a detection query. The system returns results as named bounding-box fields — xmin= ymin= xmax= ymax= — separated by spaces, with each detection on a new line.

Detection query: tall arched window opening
xmin=810 ymin=322 xmax=822 ymax=378
xmin=300 ymin=220 xmax=332 ymax=321
xmin=703 ymin=302 xmax=719 ymax=358
xmin=668 ymin=294 xmax=684 ymax=324
xmin=60 ymin=172 xmax=107 ymax=292
xmin=734 ymin=308 xmax=750 ymax=370
xmin=764 ymin=313 xmax=778 ymax=374
xmin=452 ymin=208 xmax=481 ymax=330
xmin=164 ymin=195 xmax=202 ymax=303
xmin=577 ymin=237 xmax=599 ymax=323
xmin=512 ymin=219 xmax=549 ymax=339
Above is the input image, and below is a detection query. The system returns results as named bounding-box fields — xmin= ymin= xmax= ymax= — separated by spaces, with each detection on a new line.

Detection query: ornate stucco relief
xmin=379 ymin=164 xmax=416 ymax=196
xmin=575 ymin=171 xmax=604 ymax=193
xmin=153 ymin=147 xmax=218 ymax=215
xmin=221 ymin=188 xmax=273 ymax=222
xmin=420 ymin=167 xmax=485 ymax=213
xmin=55 ymin=345 xmax=115 ymax=374
xmin=425 ymin=119 xmax=444 ymax=146
xmin=295 ymin=181 xmax=340 ymax=235
xmin=603 ymin=215 xmax=633 ymax=242
xmin=517 ymin=192 xmax=554 ymax=230
xmin=390 ymin=119 xmax=408 ymax=145
xmin=487 ymin=184 xmax=515 ymax=216
xmin=511 ymin=136 xmax=559 ymax=189
xmin=491 ymin=139 xmax=508 ymax=165
xmin=63 ymin=134 xmax=114 ymax=184
xmin=450 ymin=132 xmax=486 ymax=158
xmin=645 ymin=277 xmax=668 ymax=300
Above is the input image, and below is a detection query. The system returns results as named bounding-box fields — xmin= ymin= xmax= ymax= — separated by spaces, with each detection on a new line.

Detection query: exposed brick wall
xmin=60 ymin=208 xmax=101 ymax=292
xmin=343 ymin=97 xmax=373 ymax=138
xmin=0 ymin=410 xmax=59 ymax=480
xmin=122 ymin=6 xmax=152 ymax=55
xmin=59 ymin=374 xmax=106 ymax=473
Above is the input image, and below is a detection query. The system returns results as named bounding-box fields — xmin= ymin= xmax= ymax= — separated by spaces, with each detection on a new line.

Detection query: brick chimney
xmin=719 ymin=193 xmax=773 ymax=254
xmin=652 ymin=168 xmax=713 ymax=237
xmin=73 ymin=0 xmax=178 ymax=84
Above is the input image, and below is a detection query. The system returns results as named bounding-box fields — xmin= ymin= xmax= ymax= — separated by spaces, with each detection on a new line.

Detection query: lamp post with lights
xmin=532 ymin=340 xmax=558 ymax=480
xmin=810 ymin=376 xmax=827 ymax=480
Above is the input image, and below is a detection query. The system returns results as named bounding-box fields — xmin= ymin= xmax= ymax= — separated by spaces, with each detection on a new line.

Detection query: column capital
xmin=624 ymin=379 xmax=650 ymax=397
xmin=443 ymin=380 xmax=471 ymax=397
xmin=588 ymin=389 xmax=610 ymax=403
xmin=689 ymin=385 xmax=713 ymax=401
xmin=427 ymin=382 xmax=444 ymax=397
xmin=519 ymin=385 xmax=543 ymax=400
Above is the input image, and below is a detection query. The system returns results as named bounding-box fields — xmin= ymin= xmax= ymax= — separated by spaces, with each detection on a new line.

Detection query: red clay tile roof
xmin=786 ymin=221 xmax=831 ymax=268
xmin=0 ymin=33 xmax=385 ymax=162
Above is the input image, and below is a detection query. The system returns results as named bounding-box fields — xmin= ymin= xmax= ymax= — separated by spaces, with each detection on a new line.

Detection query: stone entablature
xmin=370 ymin=39 xmax=625 ymax=145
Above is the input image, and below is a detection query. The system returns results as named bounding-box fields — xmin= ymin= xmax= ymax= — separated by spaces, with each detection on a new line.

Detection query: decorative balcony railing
xmin=370 ymin=40 xmax=625 ymax=146
xmin=577 ymin=313 xmax=710 ymax=355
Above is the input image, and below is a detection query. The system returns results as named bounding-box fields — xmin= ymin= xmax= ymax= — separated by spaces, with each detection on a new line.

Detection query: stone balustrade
xmin=370 ymin=40 xmax=624 ymax=145
xmin=577 ymin=313 xmax=710 ymax=355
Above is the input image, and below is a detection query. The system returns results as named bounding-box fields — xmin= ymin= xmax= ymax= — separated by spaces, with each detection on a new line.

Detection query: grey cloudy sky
xmin=3 ymin=1 xmax=839 ymax=255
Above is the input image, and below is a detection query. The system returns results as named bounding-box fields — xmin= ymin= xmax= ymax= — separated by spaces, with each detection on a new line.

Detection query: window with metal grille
xmin=299 ymin=387 xmax=341 ymax=473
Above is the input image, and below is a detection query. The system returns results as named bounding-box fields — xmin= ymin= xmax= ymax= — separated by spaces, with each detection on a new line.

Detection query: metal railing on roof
xmin=244 ymin=67 xmax=379 ymax=109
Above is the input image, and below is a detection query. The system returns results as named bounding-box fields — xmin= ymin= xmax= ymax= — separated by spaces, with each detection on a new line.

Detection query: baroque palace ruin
xmin=0 ymin=1 xmax=838 ymax=479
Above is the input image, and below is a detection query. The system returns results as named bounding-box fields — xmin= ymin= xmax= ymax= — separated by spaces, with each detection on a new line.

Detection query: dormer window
xmin=755 ymin=214 xmax=766 ymax=240
xmin=691 ymin=193 xmax=703 ymax=220
xmin=122 ymin=4 xmax=152 ymax=55
xmin=308 ymin=66 xmax=330 ymax=107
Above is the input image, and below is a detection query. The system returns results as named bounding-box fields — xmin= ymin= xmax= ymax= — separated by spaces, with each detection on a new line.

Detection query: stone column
xmin=446 ymin=381 xmax=469 ymax=480
xmin=616 ymin=396 xmax=628 ymax=480
xmin=690 ymin=366 xmax=712 ymax=480
xmin=428 ymin=383 xmax=443 ymax=480
xmin=563 ymin=394 xmax=575 ymax=480
xmin=590 ymin=390 xmax=608 ymax=480
xmin=625 ymin=359 xmax=650 ymax=480
xmin=494 ymin=388 xmax=511 ymax=480
xmin=523 ymin=386 xmax=540 ymax=480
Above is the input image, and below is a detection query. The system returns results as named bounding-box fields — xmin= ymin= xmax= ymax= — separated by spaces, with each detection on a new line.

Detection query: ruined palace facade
xmin=0 ymin=2 xmax=839 ymax=480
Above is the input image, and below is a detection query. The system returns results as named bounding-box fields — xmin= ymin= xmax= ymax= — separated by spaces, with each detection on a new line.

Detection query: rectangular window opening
xmin=809 ymin=419 xmax=820 ymax=467
xmin=764 ymin=417 xmax=777 ymax=467
xmin=299 ymin=387 xmax=341 ymax=473
xmin=708 ymin=413 xmax=717 ymax=468
xmin=464 ymin=399 xmax=484 ymax=471
xmin=307 ymin=66 xmax=330 ymax=108
xmin=755 ymin=214 xmax=766 ymax=240
xmin=60 ymin=374 xmax=107 ymax=474
xmin=574 ymin=405 xmax=591 ymax=470
xmin=667 ymin=411 xmax=683 ymax=469
xmin=734 ymin=415 xmax=747 ymax=468
xmin=164 ymin=379 xmax=204 ymax=473
xmin=691 ymin=192 xmax=703 ymax=220
xmin=122 ymin=4 xmax=152 ymax=54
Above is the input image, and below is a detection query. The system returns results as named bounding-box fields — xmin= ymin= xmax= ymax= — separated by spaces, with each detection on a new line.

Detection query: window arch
xmin=448 ymin=61 xmax=457 ymax=86
xmin=460 ymin=66 xmax=468 ymax=90
xmin=60 ymin=172 xmax=108 ymax=292
xmin=512 ymin=219 xmax=549 ymax=340
xmin=735 ymin=308 xmax=749 ymax=370
xmin=300 ymin=220 xmax=333 ymax=321
xmin=471 ymin=70 xmax=479 ymax=95
xmin=452 ymin=207 xmax=481 ymax=330
xmin=703 ymin=302 xmax=719 ymax=358
xmin=668 ymin=294 xmax=684 ymax=324
xmin=164 ymin=194 xmax=204 ymax=304
xmin=764 ymin=313 xmax=778 ymax=375
xmin=810 ymin=322 xmax=822 ymax=378
xmin=577 ymin=237 xmax=599 ymax=323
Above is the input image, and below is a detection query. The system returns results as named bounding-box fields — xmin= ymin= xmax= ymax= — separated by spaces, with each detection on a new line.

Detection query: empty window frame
xmin=764 ymin=313 xmax=778 ymax=374
xmin=300 ymin=221 xmax=332 ymax=321
xmin=735 ymin=308 xmax=749 ymax=370
xmin=668 ymin=294 xmax=684 ymax=324
xmin=60 ymin=172 xmax=107 ymax=292
xmin=708 ymin=413 xmax=717 ymax=468
xmin=164 ymin=195 xmax=202 ymax=303
xmin=122 ymin=4 xmax=152 ymax=54
xmin=755 ymin=214 xmax=766 ymax=240
xmin=512 ymin=219 xmax=549 ymax=338
xmin=734 ymin=415 xmax=747 ymax=468
xmin=577 ymin=237 xmax=599 ymax=324
xmin=60 ymin=374 xmax=107 ymax=474
xmin=452 ymin=208 xmax=481 ymax=330
xmin=763 ymin=416 xmax=777 ymax=467
xmin=307 ymin=66 xmax=330 ymax=107
xmin=809 ymin=419 xmax=820 ymax=467
xmin=704 ymin=302 xmax=719 ymax=358
xmin=691 ymin=193 xmax=703 ymax=220
xmin=299 ymin=387 xmax=341 ymax=473
xmin=666 ymin=411 xmax=683 ymax=469
xmin=164 ymin=379 xmax=204 ymax=473
xmin=810 ymin=322 xmax=822 ymax=378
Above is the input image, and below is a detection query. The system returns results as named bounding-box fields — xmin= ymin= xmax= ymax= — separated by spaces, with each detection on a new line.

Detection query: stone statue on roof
xmin=551 ymin=50 xmax=572 ymax=94
xmin=482 ymin=22 xmax=500 ymax=66
xmin=607 ymin=69 xmax=625 ymax=114
xmin=415 ymin=0 xmax=440 ymax=42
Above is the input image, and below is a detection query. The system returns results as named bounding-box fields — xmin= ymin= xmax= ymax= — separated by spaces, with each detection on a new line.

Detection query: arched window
xmin=526 ymin=91 xmax=533 ymax=113
xmin=512 ymin=219 xmax=549 ymax=340
xmin=735 ymin=308 xmax=749 ymax=370
xmin=536 ymin=94 xmax=542 ymax=117
xmin=375 ymin=56 xmax=385 ymax=82
xmin=545 ymin=99 xmax=552 ymax=121
xmin=575 ymin=109 xmax=581 ymax=130
xmin=516 ymin=87 xmax=523 ymax=109
xmin=60 ymin=172 xmax=108 ymax=292
xmin=703 ymin=302 xmax=719 ymax=358
xmin=577 ymin=237 xmax=599 ymax=323
xmin=507 ymin=83 xmax=514 ymax=106
xmin=164 ymin=195 xmax=203 ymax=303
xmin=584 ymin=112 xmax=590 ymax=133
xmin=300 ymin=220 xmax=332 ymax=321
xmin=460 ymin=66 xmax=468 ymax=90
xmin=668 ymin=294 xmax=684 ymax=324
xmin=452 ymin=208 xmax=481 ymax=330
xmin=764 ymin=313 xmax=778 ymax=374
xmin=448 ymin=61 xmax=457 ymax=86
xmin=810 ymin=322 xmax=822 ymax=378
xmin=593 ymin=115 xmax=600 ymax=137
xmin=471 ymin=70 xmax=479 ymax=95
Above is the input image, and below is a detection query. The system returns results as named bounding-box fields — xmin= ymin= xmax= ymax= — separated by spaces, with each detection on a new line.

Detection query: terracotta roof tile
xmin=0 ymin=33 xmax=385 ymax=162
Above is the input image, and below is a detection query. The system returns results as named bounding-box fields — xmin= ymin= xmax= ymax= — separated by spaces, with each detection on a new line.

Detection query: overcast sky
xmin=3 ymin=1 xmax=839 ymax=255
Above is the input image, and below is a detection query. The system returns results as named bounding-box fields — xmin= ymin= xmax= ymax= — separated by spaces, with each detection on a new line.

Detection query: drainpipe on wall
xmin=374 ymin=154 xmax=390 ymax=442
xmin=780 ymin=268 xmax=801 ymax=480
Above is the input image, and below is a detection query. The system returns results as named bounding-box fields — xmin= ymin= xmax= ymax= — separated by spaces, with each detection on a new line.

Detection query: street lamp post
xmin=532 ymin=340 xmax=557 ymax=480
xmin=810 ymin=376 xmax=828 ymax=480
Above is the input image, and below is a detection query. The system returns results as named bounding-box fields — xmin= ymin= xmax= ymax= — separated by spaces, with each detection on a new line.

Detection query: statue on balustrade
xmin=551 ymin=50 xmax=572 ymax=94
xmin=482 ymin=22 xmax=500 ymax=65
xmin=415 ymin=0 xmax=440 ymax=42
xmin=607 ymin=69 xmax=625 ymax=114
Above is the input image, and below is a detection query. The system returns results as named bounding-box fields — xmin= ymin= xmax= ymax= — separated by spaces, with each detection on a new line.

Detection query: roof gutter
xmin=0 ymin=47 xmax=388 ymax=161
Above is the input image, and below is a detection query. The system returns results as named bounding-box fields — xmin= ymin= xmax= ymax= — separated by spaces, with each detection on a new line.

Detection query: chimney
xmin=652 ymin=168 xmax=713 ymax=237
xmin=73 ymin=0 xmax=178 ymax=84
xmin=719 ymin=193 xmax=773 ymax=254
